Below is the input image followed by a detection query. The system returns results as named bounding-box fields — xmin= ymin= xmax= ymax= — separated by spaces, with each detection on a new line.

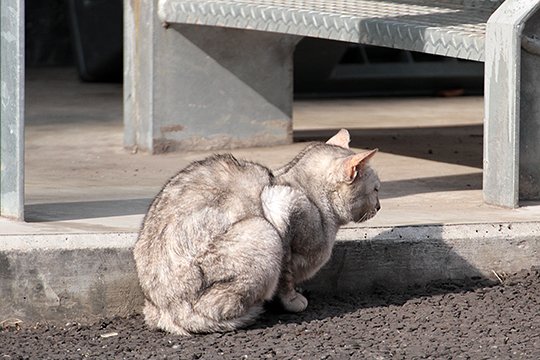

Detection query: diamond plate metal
xmin=158 ymin=0 xmax=505 ymax=61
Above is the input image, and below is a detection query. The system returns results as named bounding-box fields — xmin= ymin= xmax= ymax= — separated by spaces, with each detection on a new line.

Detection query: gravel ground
xmin=2 ymin=267 xmax=539 ymax=359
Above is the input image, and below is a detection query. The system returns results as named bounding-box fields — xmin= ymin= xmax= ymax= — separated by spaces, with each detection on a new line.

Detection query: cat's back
xmin=145 ymin=154 xmax=272 ymax=225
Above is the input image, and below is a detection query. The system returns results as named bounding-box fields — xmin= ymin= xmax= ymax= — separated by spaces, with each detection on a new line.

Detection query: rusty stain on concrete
xmin=153 ymin=132 xmax=293 ymax=154
xmin=160 ymin=125 xmax=185 ymax=133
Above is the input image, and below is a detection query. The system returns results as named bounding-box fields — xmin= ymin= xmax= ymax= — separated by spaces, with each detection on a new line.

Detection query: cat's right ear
xmin=343 ymin=149 xmax=378 ymax=183
xmin=326 ymin=129 xmax=350 ymax=149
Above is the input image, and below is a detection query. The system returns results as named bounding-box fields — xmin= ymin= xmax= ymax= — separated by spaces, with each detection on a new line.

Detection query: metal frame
xmin=138 ymin=0 xmax=540 ymax=207
xmin=0 ymin=0 xmax=537 ymax=220
xmin=158 ymin=0 xmax=502 ymax=61
xmin=0 ymin=0 xmax=25 ymax=220
xmin=484 ymin=0 xmax=540 ymax=207
xmin=127 ymin=0 xmax=503 ymax=154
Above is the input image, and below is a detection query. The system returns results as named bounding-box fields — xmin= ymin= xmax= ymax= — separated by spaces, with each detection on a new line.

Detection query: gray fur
xmin=133 ymin=130 xmax=380 ymax=335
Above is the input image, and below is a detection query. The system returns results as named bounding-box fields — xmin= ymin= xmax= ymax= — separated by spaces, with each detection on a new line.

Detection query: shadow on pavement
xmin=381 ymin=172 xmax=482 ymax=199
xmin=250 ymin=224 xmax=495 ymax=330
xmin=25 ymin=198 xmax=152 ymax=222
xmin=294 ymin=126 xmax=483 ymax=169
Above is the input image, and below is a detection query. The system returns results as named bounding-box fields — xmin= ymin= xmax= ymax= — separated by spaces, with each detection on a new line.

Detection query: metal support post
xmin=124 ymin=1 xmax=299 ymax=153
xmin=0 ymin=0 xmax=24 ymax=220
xmin=484 ymin=0 xmax=540 ymax=207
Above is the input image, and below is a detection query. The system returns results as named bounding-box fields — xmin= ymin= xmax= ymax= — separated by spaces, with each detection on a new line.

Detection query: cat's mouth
xmin=354 ymin=209 xmax=378 ymax=223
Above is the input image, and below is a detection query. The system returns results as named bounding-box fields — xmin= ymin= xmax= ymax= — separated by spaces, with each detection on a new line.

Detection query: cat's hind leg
xmin=141 ymin=299 xmax=193 ymax=336
xmin=187 ymin=217 xmax=284 ymax=333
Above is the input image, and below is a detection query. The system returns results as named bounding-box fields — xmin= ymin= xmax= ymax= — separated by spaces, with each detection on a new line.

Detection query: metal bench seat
xmin=120 ymin=0 xmax=540 ymax=209
xmin=158 ymin=0 xmax=503 ymax=61
xmin=2 ymin=0 xmax=540 ymax=220
xmin=1 ymin=0 xmax=540 ymax=221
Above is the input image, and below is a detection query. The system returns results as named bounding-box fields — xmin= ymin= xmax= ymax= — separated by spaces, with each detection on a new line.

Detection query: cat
xmin=133 ymin=129 xmax=380 ymax=335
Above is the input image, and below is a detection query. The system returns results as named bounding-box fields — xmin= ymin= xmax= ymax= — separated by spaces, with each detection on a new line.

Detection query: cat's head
xmin=324 ymin=129 xmax=380 ymax=224
xmin=286 ymin=129 xmax=380 ymax=225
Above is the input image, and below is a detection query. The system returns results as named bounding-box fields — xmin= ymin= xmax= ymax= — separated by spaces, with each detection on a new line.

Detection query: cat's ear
xmin=326 ymin=129 xmax=350 ymax=149
xmin=343 ymin=149 xmax=378 ymax=183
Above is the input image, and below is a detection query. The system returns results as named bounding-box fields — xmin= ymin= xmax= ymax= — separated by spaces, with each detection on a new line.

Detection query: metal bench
xmin=123 ymin=0 xmax=540 ymax=209
xmin=125 ymin=0 xmax=498 ymax=153
xmin=2 ymin=1 xmax=540 ymax=220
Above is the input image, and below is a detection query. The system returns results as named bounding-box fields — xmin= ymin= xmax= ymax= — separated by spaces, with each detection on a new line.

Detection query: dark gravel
xmin=2 ymin=267 xmax=539 ymax=359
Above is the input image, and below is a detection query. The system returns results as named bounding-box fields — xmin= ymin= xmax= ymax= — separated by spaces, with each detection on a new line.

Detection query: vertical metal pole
xmin=124 ymin=0 xmax=156 ymax=153
xmin=0 ymin=0 xmax=25 ymax=220
xmin=484 ymin=0 xmax=540 ymax=208
xmin=518 ymin=10 xmax=540 ymax=202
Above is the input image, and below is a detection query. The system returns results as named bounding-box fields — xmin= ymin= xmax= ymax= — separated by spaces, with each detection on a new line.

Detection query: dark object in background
xmin=294 ymin=38 xmax=484 ymax=98
xmin=68 ymin=0 xmax=123 ymax=82
xmin=28 ymin=0 xmax=482 ymax=91
xmin=25 ymin=0 xmax=74 ymax=67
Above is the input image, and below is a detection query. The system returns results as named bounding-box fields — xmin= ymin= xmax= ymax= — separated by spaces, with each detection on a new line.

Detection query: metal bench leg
xmin=124 ymin=1 xmax=299 ymax=153
xmin=484 ymin=0 xmax=540 ymax=208
xmin=0 ymin=0 xmax=25 ymax=220
xmin=518 ymin=11 xmax=540 ymax=203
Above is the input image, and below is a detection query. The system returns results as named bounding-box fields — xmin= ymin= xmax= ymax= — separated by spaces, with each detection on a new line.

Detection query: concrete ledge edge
xmin=1 ymin=221 xmax=539 ymax=325
xmin=2 ymin=221 xmax=539 ymax=252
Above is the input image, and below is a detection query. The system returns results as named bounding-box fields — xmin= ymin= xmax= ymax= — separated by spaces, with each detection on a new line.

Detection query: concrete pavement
xmin=1 ymin=68 xmax=538 ymax=324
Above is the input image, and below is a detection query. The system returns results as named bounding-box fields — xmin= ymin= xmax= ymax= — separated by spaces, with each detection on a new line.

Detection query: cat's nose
xmin=376 ymin=201 xmax=381 ymax=211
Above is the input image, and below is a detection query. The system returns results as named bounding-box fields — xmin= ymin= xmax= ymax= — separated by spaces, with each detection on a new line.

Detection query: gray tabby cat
xmin=133 ymin=129 xmax=380 ymax=335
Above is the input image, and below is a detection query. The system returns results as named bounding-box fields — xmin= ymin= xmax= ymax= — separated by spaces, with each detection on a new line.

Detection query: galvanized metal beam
xmin=133 ymin=0 xmax=540 ymax=209
xmin=484 ymin=0 xmax=540 ymax=207
xmin=0 ymin=0 xmax=25 ymax=220
xmin=158 ymin=0 xmax=504 ymax=61
xmin=125 ymin=1 xmax=298 ymax=153
xmin=518 ymin=7 xmax=540 ymax=203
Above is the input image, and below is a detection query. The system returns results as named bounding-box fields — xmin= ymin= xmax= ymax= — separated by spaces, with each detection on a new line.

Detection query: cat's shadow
xmin=246 ymin=224 xmax=496 ymax=331
xmin=247 ymin=277 xmax=495 ymax=332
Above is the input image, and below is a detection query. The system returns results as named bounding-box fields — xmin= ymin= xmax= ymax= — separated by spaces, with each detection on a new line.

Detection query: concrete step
xmin=2 ymin=68 xmax=539 ymax=325
xmin=2 ymin=223 xmax=539 ymax=324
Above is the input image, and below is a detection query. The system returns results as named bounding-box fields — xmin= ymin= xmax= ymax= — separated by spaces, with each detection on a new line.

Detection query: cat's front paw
xmin=280 ymin=292 xmax=308 ymax=313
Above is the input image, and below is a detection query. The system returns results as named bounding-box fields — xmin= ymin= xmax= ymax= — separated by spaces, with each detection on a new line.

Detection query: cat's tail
xmin=186 ymin=305 xmax=264 ymax=335
xmin=261 ymin=185 xmax=303 ymax=237
xmin=143 ymin=299 xmax=263 ymax=336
